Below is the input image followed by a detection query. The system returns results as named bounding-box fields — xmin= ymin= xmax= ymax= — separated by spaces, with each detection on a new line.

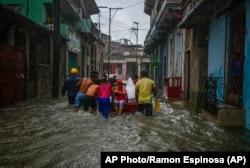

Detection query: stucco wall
xmin=208 ymin=13 xmax=227 ymax=101
xmin=208 ymin=14 xmax=227 ymax=77
xmin=189 ymin=28 xmax=208 ymax=105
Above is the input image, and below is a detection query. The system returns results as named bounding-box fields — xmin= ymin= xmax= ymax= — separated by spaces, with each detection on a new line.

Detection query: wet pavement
xmin=0 ymin=96 xmax=250 ymax=167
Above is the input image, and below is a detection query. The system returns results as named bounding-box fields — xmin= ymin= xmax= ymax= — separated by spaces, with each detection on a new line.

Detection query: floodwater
xmin=0 ymin=96 xmax=250 ymax=167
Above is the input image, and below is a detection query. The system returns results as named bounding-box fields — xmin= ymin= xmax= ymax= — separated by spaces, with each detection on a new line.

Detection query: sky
xmin=91 ymin=0 xmax=150 ymax=45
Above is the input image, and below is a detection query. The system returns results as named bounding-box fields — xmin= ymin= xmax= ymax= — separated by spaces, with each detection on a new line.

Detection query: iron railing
xmin=196 ymin=76 xmax=242 ymax=114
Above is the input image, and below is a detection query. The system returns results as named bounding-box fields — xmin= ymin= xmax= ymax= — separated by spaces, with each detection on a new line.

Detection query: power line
xmin=100 ymin=15 xmax=131 ymax=29
xmin=94 ymin=0 xmax=148 ymax=45
xmin=123 ymin=1 xmax=143 ymax=9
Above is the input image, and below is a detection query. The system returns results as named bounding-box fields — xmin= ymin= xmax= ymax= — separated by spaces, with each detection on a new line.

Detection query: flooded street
xmin=1 ymin=97 xmax=250 ymax=167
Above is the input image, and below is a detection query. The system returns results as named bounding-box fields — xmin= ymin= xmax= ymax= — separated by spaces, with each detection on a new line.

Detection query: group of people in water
xmin=62 ymin=68 xmax=158 ymax=119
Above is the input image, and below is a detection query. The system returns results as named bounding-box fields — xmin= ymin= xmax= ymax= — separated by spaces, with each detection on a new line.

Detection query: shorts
xmin=83 ymin=95 xmax=97 ymax=111
xmin=75 ymin=92 xmax=85 ymax=107
xmin=114 ymin=99 xmax=126 ymax=108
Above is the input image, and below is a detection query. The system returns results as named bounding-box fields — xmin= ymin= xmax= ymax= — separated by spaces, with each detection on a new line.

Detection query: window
xmin=44 ymin=3 xmax=53 ymax=24
xmin=123 ymin=51 xmax=129 ymax=56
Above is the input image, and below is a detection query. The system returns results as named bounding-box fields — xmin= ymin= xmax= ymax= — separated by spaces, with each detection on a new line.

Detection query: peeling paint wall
xmin=208 ymin=13 xmax=227 ymax=101
xmin=208 ymin=14 xmax=227 ymax=78
xmin=189 ymin=27 xmax=208 ymax=104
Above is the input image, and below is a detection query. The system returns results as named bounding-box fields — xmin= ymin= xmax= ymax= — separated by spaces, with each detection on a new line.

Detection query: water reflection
xmin=0 ymin=97 xmax=249 ymax=167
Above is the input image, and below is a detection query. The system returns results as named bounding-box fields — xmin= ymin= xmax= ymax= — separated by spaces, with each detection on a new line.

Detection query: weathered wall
xmin=189 ymin=28 xmax=208 ymax=105
xmin=208 ymin=13 xmax=227 ymax=79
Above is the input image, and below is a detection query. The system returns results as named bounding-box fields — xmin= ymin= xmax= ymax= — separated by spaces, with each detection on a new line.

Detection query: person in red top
xmin=97 ymin=75 xmax=112 ymax=119
xmin=113 ymin=79 xmax=127 ymax=115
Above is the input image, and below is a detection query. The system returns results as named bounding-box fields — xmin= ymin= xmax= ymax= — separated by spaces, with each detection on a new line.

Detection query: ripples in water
xmin=0 ymin=97 xmax=249 ymax=167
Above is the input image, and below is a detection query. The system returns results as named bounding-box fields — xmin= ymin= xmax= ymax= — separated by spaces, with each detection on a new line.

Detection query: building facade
xmin=144 ymin=0 xmax=250 ymax=129
xmin=144 ymin=0 xmax=183 ymax=98
xmin=103 ymin=39 xmax=150 ymax=80
xmin=0 ymin=4 xmax=66 ymax=105
xmin=0 ymin=0 xmax=104 ymax=106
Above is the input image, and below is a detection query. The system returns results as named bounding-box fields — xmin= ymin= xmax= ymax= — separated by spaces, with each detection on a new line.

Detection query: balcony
xmin=80 ymin=0 xmax=99 ymax=17
xmin=178 ymin=0 xmax=229 ymax=28
xmin=61 ymin=0 xmax=99 ymax=19
xmin=144 ymin=0 xmax=182 ymax=53
xmin=144 ymin=0 xmax=155 ymax=15
xmin=77 ymin=19 xmax=100 ymax=42
xmin=61 ymin=0 xmax=82 ymax=19
xmin=156 ymin=0 xmax=182 ymax=31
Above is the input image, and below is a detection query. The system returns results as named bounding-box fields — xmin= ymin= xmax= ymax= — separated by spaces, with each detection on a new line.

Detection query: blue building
xmin=145 ymin=0 xmax=250 ymax=129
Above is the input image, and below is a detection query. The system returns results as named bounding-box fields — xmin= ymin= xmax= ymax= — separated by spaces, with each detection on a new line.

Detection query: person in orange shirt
xmin=113 ymin=79 xmax=127 ymax=115
xmin=82 ymin=79 xmax=101 ymax=114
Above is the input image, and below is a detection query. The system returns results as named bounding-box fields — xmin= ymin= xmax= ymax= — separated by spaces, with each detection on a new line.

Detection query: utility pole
xmin=108 ymin=7 xmax=122 ymax=79
xmin=133 ymin=22 xmax=138 ymax=46
xmin=132 ymin=22 xmax=139 ymax=75
xmin=52 ymin=0 xmax=60 ymax=98
xmin=97 ymin=6 xmax=108 ymax=31
xmin=97 ymin=6 xmax=108 ymax=78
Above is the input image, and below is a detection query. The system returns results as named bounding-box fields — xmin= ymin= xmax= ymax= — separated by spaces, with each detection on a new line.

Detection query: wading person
xmin=74 ymin=74 xmax=96 ymax=112
xmin=61 ymin=68 xmax=81 ymax=105
xmin=108 ymin=75 xmax=117 ymax=86
xmin=135 ymin=71 xmax=158 ymax=116
xmin=113 ymin=79 xmax=127 ymax=115
xmin=82 ymin=79 xmax=101 ymax=114
xmin=97 ymin=76 xmax=112 ymax=119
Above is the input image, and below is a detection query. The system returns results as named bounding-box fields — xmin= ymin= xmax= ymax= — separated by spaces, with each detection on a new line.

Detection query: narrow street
xmin=1 ymin=97 xmax=250 ymax=167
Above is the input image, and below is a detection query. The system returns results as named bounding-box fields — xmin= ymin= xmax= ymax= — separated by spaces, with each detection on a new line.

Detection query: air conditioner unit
xmin=47 ymin=24 xmax=54 ymax=30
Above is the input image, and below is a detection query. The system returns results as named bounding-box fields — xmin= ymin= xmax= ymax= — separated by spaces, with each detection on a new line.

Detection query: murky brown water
xmin=1 ymin=96 xmax=250 ymax=167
